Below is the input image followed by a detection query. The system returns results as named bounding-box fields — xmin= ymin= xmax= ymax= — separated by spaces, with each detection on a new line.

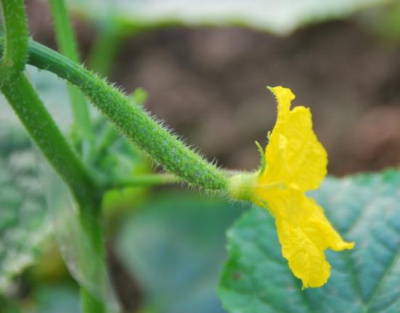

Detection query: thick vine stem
xmin=0 ymin=3 xmax=106 ymax=312
xmin=0 ymin=0 xmax=28 ymax=86
xmin=0 ymin=0 xmax=97 ymax=209
xmin=17 ymin=39 xmax=228 ymax=190
xmin=79 ymin=204 xmax=107 ymax=313
xmin=1 ymin=72 xmax=98 ymax=208
xmin=1 ymin=72 xmax=106 ymax=313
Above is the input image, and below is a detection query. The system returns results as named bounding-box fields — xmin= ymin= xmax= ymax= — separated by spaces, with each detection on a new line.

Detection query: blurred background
xmin=1 ymin=0 xmax=400 ymax=312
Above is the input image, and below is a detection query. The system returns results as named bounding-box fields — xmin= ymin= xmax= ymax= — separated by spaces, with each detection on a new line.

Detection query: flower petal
xmin=261 ymin=86 xmax=327 ymax=192
xmin=301 ymin=196 xmax=355 ymax=252
xmin=275 ymin=217 xmax=331 ymax=288
xmin=261 ymin=189 xmax=354 ymax=288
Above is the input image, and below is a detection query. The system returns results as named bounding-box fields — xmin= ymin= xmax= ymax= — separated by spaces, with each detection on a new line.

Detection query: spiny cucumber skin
xmin=0 ymin=1 xmax=228 ymax=190
xmin=26 ymin=41 xmax=228 ymax=190
xmin=81 ymin=76 xmax=228 ymax=190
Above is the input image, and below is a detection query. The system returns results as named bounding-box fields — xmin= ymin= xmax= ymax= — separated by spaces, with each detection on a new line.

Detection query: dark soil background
xmin=27 ymin=2 xmax=400 ymax=177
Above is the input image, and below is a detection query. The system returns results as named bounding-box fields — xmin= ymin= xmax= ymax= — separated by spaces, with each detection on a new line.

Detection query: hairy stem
xmin=48 ymin=0 xmax=94 ymax=160
xmin=0 ymin=0 xmax=28 ymax=86
xmin=19 ymin=39 xmax=228 ymax=190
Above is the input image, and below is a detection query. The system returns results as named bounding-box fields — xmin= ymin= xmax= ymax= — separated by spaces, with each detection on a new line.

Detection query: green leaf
xmin=116 ymin=193 xmax=246 ymax=313
xmin=0 ymin=122 xmax=51 ymax=293
xmin=0 ymin=65 xmax=77 ymax=293
xmin=33 ymin=284 xmax=81 ymax=313
xmin=0 ymin=283 xmax=81 ymax=313
xmin=0 ymin=65 xmax=76 ymax=292
xmin=219 ymin=170 xmax=400 ymax=313
xmin=67 ymin=0 xmax=395 ymax=35
xmin=0 ymin=64 xmax=147 ymax=301
xmin=131 ymin=88 xmax=148 ymax=107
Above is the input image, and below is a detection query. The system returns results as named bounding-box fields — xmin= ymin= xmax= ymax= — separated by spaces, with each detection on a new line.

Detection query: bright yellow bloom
xmin=229 ymin=86 xmax=354 ymax=288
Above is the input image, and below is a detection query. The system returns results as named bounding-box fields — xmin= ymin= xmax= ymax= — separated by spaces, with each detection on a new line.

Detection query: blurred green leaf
xmin=219 ymin=170 xmax=400 ymax=313
xmin=131 ymin=88 xmax=148 ymax=108
xmin=33 ymin=284 xmax=80 ymax=313
xmin=0 ymin=123 xmax=51 ymax=293
xmin=95 ymin=123 xmax=150 ymax=187
xmin=116 ymin=193 xmax=246 ymax=313
xmin=0 ymin=283 xmax=81 ymax=313
xmin=67 ymin=0 xmax=395 ymax=35
xmin=358 ymin=2 xmax=400 ymax=43
xmin=0 ymin=65 xmax=77 ymax=293
xmin=0 ymin=63 xmax=149 ymax=297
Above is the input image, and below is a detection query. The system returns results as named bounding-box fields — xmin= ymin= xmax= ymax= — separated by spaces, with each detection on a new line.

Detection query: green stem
xmin=48 ymin=0 xmax=79 ymax=63
xmin=21 ymin=39 xmax=229 ymax=191
xmin=81 ymin=288 xmax=105 ymax=313
xmin=2 ymin=72 xmax=106 ymax=313
xmin=96 ymin=89 xmax=148 ymax=157
xmin=48 ymin=0 xmax=94 ymax=160
xmin=0 ymin=2 xmax=107 ymax=312
xmin=97 ymin=124 xmax=120 ymax=155
xmin=88 ymin=21 xmax=125 ymax=158
xmin=1 ymin=73 xmax=98 ymax=211
xmin=79 ymin=204 xmax=107 ymax=313
xmin=111 ymin=173 xmax=181 ymax=189
xmin=0 ymin=0 xmax=96 ymax=206
xmin=88 ymin=21 xmax=124 ymax=76
xmin=0 ymin=0 xmax=28 ymax=86
xmin=110 ymin=170 xmax=239 ymax=189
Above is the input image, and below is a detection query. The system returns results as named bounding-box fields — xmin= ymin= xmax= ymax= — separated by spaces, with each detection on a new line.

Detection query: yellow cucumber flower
xmin=228 ymin=86 xmax=354 ymax=288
